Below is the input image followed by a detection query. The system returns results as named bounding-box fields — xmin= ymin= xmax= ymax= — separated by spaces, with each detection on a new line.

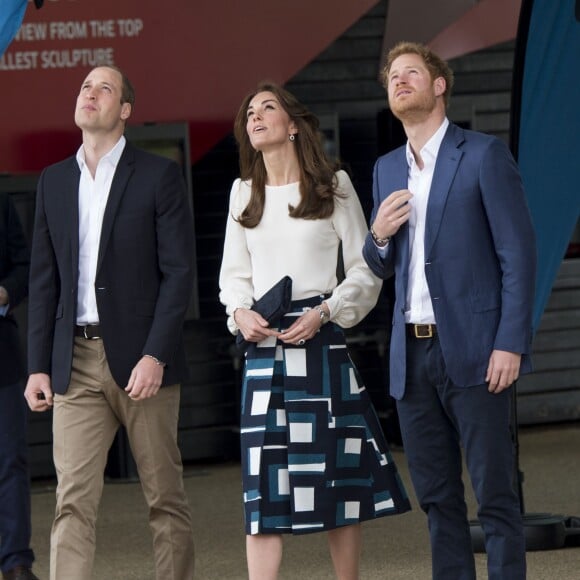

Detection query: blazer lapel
xmin=96 ymin=144 xmax=135 ymax=273
xmin=64 ymin=158 xmax=81 ymax=284
xmin=388 ymin=147 xmax=411 ymax=282
xmin=424 ymin=124 xmax=464 ymax=258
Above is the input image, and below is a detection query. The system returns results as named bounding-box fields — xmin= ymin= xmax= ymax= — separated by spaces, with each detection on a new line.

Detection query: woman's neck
xmin=262 ymin=147 xmax=300 ymax=186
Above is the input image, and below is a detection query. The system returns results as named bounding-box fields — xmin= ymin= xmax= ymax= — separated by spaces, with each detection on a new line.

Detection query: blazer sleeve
xmin=28 ymin=170 xmax=60 ymax=374
xmin=141 ymin=161 xmax=195 ymax=363
xmin=27 ymin=169 xmax=60 ymax=374
xmin=480 ymin=138 xmax=536 ymax=354
xmin=362 ymin=159 xmax=395 ymax=280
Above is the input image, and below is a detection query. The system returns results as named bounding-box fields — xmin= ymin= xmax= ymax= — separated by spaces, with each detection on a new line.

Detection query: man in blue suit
xmin=363 ymin=42 xmax=536 ymax=580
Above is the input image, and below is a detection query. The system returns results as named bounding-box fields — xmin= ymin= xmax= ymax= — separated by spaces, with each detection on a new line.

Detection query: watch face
xmin=315 ymin=305 xmax=328 ymax=323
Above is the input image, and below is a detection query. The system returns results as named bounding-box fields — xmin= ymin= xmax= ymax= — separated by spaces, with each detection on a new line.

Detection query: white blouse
xmin=219 ymin=170 xmax=382 ymax=334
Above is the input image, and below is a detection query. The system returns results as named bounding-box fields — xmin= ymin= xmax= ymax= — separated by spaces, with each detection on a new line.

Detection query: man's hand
xmin=125 ymin=356 xmax=164 ymax=400
xmin=24 ymin=373 xmax=53 ymax=411
xmin=486 ymin=350 xmax=521 ymax=393
xmin=371 ymin=189 xmax=413 ymax=240
xmin=234 ymin=308 xmax=281 ymax=344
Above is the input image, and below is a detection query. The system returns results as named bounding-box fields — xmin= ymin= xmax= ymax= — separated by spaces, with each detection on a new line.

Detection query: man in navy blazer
xmin=363 ymin=43 xmax=536 ymax=579
xmin=24 ymin=66 xmax=195 ymax=579
xmin=0 ymin=194 xmax=39 ymax=580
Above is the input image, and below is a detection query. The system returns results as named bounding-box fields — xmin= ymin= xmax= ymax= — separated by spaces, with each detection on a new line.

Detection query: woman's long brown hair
xmin=233 ymin=81 xmax=341 ymax=228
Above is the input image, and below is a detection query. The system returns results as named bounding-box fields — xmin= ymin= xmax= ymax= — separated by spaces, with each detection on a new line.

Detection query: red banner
xmin=0 ymin=0 xmax=378 ymax=173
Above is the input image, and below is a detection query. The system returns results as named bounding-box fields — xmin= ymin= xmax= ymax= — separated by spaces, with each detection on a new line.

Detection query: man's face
xmin=387 ymin=53 xmax=443 ymax=122
xmin=74 ymin=67 xmax=131 ymax=135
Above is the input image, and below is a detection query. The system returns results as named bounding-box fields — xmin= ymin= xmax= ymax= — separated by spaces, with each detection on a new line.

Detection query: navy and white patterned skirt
xmin=240 ymin=295 xmax=411 ymax=535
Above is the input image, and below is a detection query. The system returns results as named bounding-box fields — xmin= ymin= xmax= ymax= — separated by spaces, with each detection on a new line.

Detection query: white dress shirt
xmin=405 ymin=118 xmax=449 ymax=324
xmin=376 ymin=118 xmax=449 ymax=324
xmin=75 ymin=136 xmax=126 ymax=325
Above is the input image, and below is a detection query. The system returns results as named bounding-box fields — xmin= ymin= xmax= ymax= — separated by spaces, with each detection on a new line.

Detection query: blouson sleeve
xmin=325 ymin=171 xmax=382 ymax=328
xmin=218 ymin=179 xmax=255 ymax=335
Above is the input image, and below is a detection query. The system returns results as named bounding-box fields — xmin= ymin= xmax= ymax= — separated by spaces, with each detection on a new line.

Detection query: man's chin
xmin=390 ymin=104 xmax=412 ymax=122
xmin=74 ymin=114 xmax=91 ymax=130
xmin=391 ymin=102 xmax=434 ymax=124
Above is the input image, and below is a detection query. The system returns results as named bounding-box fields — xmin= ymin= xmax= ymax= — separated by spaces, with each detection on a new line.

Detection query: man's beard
xmin=390 ymin=89 xmax=437 ymax=124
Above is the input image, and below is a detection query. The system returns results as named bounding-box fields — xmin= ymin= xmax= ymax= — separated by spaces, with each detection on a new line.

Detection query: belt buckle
xmin=82 ymin=325 xmax=99 ymax=340
xmin=415 ymin=324 xmax=433 ymax=339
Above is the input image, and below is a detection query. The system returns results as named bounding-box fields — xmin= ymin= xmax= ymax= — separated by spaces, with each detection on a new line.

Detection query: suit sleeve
xmin=362 ymin=159 xmax=395 ymax=280
xmin=27 ymin=170 xmax=60 ymax=374
xmin=0 ymin=193 xmax=30 ymax=309
xmin=142 ymin=161 xmax=195 ymax=364
xmin=480 ymin=138 xmax=536 ymax=354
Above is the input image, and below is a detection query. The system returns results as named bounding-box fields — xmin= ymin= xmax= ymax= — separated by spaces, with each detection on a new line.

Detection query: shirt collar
xmin=406 ymin=118 xmax=449 ymax=170
xmin=76 ymin=135 xmax=126 ymax=172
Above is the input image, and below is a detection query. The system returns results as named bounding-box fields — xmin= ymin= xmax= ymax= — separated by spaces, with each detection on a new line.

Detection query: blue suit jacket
xmin=363 ymin=123 xmax=536 ymax=400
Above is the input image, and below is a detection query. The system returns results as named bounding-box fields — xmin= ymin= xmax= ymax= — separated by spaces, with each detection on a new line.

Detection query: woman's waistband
xmin=289 ymin=293 xmax=331 ymax=309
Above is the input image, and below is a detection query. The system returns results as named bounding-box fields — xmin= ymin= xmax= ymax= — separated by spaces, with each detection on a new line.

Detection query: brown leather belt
xmin=406 ymin=324 xmax=437 ymax=339
xmin=75 ymin=324 xmax=102 ymax=339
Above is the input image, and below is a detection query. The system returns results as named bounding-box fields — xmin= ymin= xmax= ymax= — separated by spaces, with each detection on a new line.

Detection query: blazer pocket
xmin=135 ymin=300 xmax=156 ymax=317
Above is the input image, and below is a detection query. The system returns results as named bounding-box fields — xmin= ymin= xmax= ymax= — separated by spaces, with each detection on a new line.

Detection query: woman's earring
xmin=289 ymin=134 xmax=295 ymax=141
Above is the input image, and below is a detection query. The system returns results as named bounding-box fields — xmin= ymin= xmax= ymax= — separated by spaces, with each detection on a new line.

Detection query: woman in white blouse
xmin=219 ymin=82 xmax=410 ymax=580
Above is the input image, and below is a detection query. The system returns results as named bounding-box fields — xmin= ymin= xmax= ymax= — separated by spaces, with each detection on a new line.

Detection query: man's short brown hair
xmin=98 ymin=64 xmax=136 ymax=106
xmin=381 ymin=41 xmax=454 ymax=107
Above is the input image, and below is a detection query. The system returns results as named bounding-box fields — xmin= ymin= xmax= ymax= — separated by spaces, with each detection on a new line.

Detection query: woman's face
xmin=245 ymin=91 xmax=297 ymax=152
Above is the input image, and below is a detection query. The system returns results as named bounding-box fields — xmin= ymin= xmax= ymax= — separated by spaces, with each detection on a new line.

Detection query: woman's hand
xmin=280 ymin=304 xmax=328 ymax=346
xmin=234 ymin=308 xmax=281 ymax=343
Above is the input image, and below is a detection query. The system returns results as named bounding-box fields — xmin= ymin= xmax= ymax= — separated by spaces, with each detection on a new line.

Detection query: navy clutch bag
xmin=235 ymin=276 xmax=293 ymax=350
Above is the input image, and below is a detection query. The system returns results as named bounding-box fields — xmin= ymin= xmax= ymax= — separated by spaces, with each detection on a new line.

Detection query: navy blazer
xmin=27 ymin=143 xmax=195 ymax=394
xmin=363 ymin=123 xmax=536 ymax=400
xmin=0 ymin=193 xmax=30 ymax=387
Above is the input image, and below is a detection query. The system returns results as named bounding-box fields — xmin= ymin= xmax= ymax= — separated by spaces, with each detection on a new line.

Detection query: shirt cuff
xmin=377 ymin=242 xmax=389 ymax=257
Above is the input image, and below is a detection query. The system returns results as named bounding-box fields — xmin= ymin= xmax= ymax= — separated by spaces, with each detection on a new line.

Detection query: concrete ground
xmin=28 ymin=423 xmax=580 ymax=579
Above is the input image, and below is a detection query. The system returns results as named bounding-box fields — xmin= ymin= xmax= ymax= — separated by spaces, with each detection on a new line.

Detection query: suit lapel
xmin=64 ymin=158 xmax=81 ymax=284
xmin=424 ymin=124 xmax=464 ymax=258
xmin=388 ymin=146 xmax=410 ymax=193
xmin=388 ymin=147 xmax=411 ymax=281
xmin=96 ymin=143 xmax=135 ymax=273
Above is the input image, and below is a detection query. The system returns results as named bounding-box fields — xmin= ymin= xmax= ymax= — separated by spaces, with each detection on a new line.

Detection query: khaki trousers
xmin=50 ymin=338 xmax=194 ymax=580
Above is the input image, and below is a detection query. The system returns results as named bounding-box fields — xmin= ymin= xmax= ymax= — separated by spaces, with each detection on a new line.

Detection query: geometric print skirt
xmin=240 ymin=295 xmax=411 ymax=535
